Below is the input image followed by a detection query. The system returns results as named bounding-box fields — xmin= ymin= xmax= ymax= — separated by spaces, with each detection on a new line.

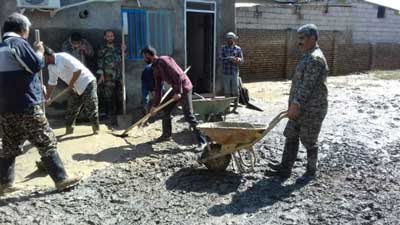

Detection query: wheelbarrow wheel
xmin=201 ymin=144 xmax=232 ymax=172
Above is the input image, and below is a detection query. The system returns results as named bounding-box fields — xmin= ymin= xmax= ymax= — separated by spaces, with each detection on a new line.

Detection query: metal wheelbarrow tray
xmin=192 ymin=97 xmax=237 ymax=122
xmin=197 ymin=111 xmax=288 ymax=172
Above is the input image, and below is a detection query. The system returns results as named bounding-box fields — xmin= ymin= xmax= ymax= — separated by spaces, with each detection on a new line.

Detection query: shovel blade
xmin=117 ymin=114 xmax=133 ymax=129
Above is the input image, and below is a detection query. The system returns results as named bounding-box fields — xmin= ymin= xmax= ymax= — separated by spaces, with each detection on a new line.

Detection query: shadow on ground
xmin=165 ymin=167 xmax=242 ymax=195
xmin=208 ymin=177 xmax=311 ymax=216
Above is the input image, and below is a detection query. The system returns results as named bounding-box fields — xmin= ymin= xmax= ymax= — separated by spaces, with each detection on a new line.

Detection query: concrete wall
xmin=236 ymin=0 xmax=400 ymax=81
xmin=1 ymin=0 xmax=235 ymax=112
xmin=352 ymin=1 xmax=400 ymax=43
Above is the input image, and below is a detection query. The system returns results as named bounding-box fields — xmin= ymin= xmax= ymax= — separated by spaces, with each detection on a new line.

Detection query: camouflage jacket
xmin=289 ymin=46 xmax=328 ymax=115
xmin=96 ymin=44 xmax=122 ymax=81
xmin=61 ymin=38 xmax=94 ymax=66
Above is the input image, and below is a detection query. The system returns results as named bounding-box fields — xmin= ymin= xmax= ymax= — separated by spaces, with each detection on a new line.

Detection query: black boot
xmin=265 ymin=140 xmax=299 ymax=179
xmin=41 ymin=152 xmax=81 ymax=191
xmin=156 ymin=119 xmax=172 ymax=142
xmin=92 ymin=120 xmax=100 ymax=135
xmin=305 ymin=146 xmax=318 ymax=177
xmin=0 ymin=157 xmax=20 ymax=194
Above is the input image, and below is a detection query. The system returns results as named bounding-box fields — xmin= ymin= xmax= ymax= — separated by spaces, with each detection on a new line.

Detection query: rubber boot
xmin=231 ymin=98 xmax=239 ymax=114
xmin=156 ymin=119 xmax=172 ymax=142
xmin=305 ymin=146 xmax=318 ymax=177
xmin=65 ymin=126 xmax=74 ymax=135
xmin=92 ymin=120 xmax=100 ymax=135
xmin=0 ymin=157 xmax=21 ymax=194
xmin=40 ymin=152 xmax=81 ymax=191
xmin=266 ymin=140 xmax=299 ymax=179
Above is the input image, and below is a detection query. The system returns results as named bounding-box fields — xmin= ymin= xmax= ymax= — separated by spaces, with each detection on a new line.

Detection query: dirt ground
xmin=1 ymin=71 xmax=400 ymax=225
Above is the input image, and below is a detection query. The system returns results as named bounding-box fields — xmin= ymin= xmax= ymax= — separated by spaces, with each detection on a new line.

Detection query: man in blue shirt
xmin=0 ymin=13 xmax=80 ymax=194
xmin=220 ymin=32 xmax=244 ymax=112
xmin=141 ymin=63 xmax=155 ymax=113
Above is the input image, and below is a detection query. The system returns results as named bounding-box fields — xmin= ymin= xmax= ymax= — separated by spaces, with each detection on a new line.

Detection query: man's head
xmin=141 ymin=46 xmax=157 ymax=65
xmin=70 ymin=32 xmax=82 ymax=49
xmin=43 ymin=46 xmax=55 ymax=65
xmin=225 ymin=32 xmax=237 ymax=46
xmin=104 ymin=30 xmax=115 ymax=44
xmin=297 ymin=24 xmax=319 ymax=53
xmin=2 ymin=13 xmax=32 ymax=39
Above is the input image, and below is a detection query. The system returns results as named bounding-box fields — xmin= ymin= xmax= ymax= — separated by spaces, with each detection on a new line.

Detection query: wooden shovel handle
xmin=46 ymin=88 xmax=70 ymax=107
xmin=121 ymin=98 xmax=175 ymax=136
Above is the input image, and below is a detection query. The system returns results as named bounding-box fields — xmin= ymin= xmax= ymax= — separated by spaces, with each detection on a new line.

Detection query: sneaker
xmin=55 ymin=176 xmax=82 ymax=191
xmin=0 ymin=183 xmax=23 ymax=195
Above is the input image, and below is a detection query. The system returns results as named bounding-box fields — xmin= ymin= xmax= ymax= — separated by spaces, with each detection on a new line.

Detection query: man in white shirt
xmin=44 ymin=47 xmax=100 ymax=135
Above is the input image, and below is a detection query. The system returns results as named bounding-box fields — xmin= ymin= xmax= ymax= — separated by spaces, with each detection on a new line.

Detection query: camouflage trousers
xmin=0 ymin=105 xmax=57 ymax=158
xmin=99 ymin=80 xmax=122 ymax=118
xmin=66 ymin=80 xmax=99 ymax=127
xmin=283 ymin=110 xmax=327 ymax=149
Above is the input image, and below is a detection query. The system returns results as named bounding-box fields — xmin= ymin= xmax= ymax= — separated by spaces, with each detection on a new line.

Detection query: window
xmin=377 ymin=6 xmax=386 ymax=18
xmin=122 ymin=9 xmax=174 ymax=60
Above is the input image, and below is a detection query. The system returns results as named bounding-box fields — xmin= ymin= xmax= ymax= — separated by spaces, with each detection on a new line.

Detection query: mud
xmin=1 ymin=72 xmax=400 ymax=225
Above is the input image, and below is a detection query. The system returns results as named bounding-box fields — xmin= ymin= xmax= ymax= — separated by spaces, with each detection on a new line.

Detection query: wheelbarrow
xmin=192 ymin=96 xmax=237 ymax=122
xmin=197 ymin=111 xmax=288 ymax=172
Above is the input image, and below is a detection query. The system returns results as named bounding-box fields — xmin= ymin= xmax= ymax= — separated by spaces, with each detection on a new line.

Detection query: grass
xmin=372 ymin=70 xmax=400 ymax=80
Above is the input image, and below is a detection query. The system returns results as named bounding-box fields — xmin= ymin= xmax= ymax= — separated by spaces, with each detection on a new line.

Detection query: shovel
xmin=116 ymin=25 xmax=134 ymax=128
xmin=46 ymin=88 xmax=70 ymax=107
xmin=135 ymin=66 xmax=191 ymax=127
xmin=112 ymin=98 xmax=175 ymax=138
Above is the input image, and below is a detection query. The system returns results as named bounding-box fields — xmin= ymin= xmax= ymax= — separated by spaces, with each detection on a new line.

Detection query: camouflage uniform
xmin=279 ymin=45 xmax=328 ymax=177
xmin=96 ymin=44 xmax=122 ymax=122
xmin=66 ymin=80 xmax=99 ymax=129
xmin=62 ymin=38 xmax=94 ymax=66
xmin=0 ymin=105 xmax=57 ymax=158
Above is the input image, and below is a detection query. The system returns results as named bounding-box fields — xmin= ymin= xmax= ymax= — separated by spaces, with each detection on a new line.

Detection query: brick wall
xmin=236 ymin=1 xmax=400 ymax=81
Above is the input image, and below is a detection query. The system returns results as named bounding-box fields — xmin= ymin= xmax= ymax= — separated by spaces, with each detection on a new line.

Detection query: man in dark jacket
xmin=141 ymin=46 xmax=206 ymax=150
xmin=0 ymin=13 xmax=81 ymax=195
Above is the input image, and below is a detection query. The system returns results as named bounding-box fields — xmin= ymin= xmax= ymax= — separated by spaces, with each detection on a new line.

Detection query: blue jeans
xmin=223 ymin=75 xmax=239 ymax=97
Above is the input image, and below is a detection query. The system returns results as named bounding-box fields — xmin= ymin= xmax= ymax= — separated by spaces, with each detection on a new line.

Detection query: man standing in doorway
xmin=97 ymin=30 xmax=123 ymax=126
xmin=266 ymin=24 xmax=328 ymax=180
xmin=44 ymin=47 xmax=100 ymax=135
xmin=220 ymin=32 xmax=244 ymax=113
xmin=0 ymin=13 xmax=81 ymax=194
xmin=141 ymin=46 xmax=207 ymax=150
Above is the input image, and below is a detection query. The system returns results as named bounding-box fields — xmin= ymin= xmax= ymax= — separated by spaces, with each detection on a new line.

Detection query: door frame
xmin=184 ymin=0 xmax=217 ymax=95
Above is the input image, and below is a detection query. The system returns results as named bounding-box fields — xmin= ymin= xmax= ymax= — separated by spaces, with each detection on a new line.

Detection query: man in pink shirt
xmin=141 ymin=46 xmax=206 ymax=150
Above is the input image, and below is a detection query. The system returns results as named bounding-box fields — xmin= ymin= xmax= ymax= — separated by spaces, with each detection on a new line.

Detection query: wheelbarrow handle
xmin=248 ymin=110 xmax=288 ymax=147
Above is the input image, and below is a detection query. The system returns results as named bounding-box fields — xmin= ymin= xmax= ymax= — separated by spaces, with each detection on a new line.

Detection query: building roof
xmin=364 ymin=0 xmax=400 ymax=11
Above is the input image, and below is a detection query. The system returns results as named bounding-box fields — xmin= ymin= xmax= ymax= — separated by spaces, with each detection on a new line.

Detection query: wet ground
xmin=1 ymin=71 xmax=400 ymax=225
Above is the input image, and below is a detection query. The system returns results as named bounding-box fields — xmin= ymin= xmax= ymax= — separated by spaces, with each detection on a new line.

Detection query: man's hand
xmin=233 ymin=57 xmax=241 ymax=64
xmin=288 ymin=103 xmax=300 ymax=120
xmin=150 ymin=106 xmax=157 ymax=116
xmin=34 ymin=41 xmax=44 ymax=55
xmin=80 ymin=48 xmax=87 ymax=56
xmin=172 ymin=94 xmax=181 ymax=101
xmin=98 ymin=74 xmax=105 ymax=85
